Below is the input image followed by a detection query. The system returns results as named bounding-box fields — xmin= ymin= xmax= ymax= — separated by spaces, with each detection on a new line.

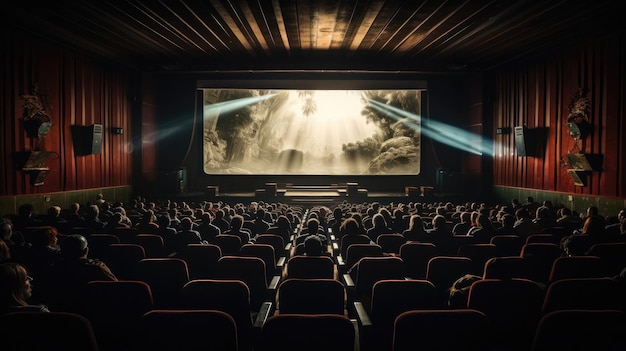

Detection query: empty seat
xmin=276 ymin=278 xmax=346 ymax=315
xmin=103 ymin=243 xmax=146 ymax=280
xmin=490 ymin=234 xmax=524 ymax=256
xmin=425 ymin=256 xmax=474 ymax=302
xmin=240 ymin=243 xmax=279 ymax=284
xmin=182 ymin=279 xmax=257 ymax=351
xmin=398 ymin=241 xmax=438 ymax=279
xmin=286 ymin=255 xmax=335 ymax=279
xmin=0 ymin=311 xmax=99 ymax=351
xmin=483 ymin=256 xmax=531 ymax=280
xmin=254 ymin=234 xmax=287 ymax=263
xmin=520 ymin=243 xmax=563 ymax=283
xmin=586 ymin=242 xmax=626 ymax=276
xmin=82 ymin=280 xmax=154 ymax=351
xmin=211 ymin=234 xmax=243 ymax=256
xmin=129 ymin=233 xmax=165 ymax=258
xmin=134 ymin=257 xmax=190 ymax=309
xmin=142 ymin=310 xmax=238 ymax=351
xmin=177 ymin=243 xmax=222 ymax=279
xmin=392 ymin=309 xmax=491 ymax=351
xmin=344 ymin=243 xmax=384 ymax=273
xmin=541 ymin=277 xmax=623 ymax=314
xmin=467 ymin=278 xmax=545 ymax=350
xmin=345 ymin=256 xmax=405 ymax=306
xmin=531 ymin=309 xmax=626 ymax=351
xmin=355 ymin=279 xmax=441 ymax=351
xmin=212 ymin=255 xmax=271 ymax=311
xmin=256 ymin=314 xmax=355 ymax=351
xmin=376 ymin=233 xmax=407 ymax=255
xmin=87 ymin=233 xmax=120 ymax=260
xmin=547 ymin=255 xmax=611 ymax=283
xmin=457 ymin=243 xmax=498 ymax=275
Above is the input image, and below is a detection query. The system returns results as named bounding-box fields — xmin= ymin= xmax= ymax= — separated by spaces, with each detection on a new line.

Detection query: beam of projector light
xmin=368 ymin=99 xmax=495 ymax=156
xmin=203 ymin=93 xmax=277 ymax=118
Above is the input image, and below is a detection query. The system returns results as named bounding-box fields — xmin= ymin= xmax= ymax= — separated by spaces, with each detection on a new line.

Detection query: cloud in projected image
xmin=202 ymin=89 xmax=422 ymax=175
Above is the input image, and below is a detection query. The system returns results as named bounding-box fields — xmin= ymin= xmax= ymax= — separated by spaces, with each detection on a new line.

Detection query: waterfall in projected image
xmin=203 ymin=89 xmax=422 ymax=175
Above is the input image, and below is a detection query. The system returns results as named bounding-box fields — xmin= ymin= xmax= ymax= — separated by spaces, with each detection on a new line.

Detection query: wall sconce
xmin=111 ymin=127 xmax=124 ymax=135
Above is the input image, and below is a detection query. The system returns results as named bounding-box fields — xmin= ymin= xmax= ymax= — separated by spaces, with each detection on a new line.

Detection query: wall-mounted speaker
xmin=514 ymin=126 xmax=532 ymax=156
xmin=72 ymin=124 xmax=103 ymax=155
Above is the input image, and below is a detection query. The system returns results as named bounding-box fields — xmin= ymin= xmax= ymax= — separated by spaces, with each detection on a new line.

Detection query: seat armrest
xmin=268 ymin=275 xmax=281 ymax=290
xmin=253 ymin=301 xmax=274 ymax=328
xmin=342 ymin=273 xmax=355 ymax=288
xmin=276 ymin=256 xmax=286 ymax=267
xmin=353 ymin=301 xmax=372 ymax=327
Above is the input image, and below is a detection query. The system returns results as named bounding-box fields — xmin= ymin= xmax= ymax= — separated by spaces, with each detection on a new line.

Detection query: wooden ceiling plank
xmin=347 ymin=0 xmax=386 ymax=52
xmin=209 ymin=0 xmax=258 ymax=55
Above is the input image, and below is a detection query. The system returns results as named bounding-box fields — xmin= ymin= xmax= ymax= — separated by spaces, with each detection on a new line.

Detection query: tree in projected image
xmin=202 ymin=89 xmax=421 ymax=175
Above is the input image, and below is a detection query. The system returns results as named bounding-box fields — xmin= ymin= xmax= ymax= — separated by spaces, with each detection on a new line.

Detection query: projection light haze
xmin=202 ymin=89 xmax=422 ymax=175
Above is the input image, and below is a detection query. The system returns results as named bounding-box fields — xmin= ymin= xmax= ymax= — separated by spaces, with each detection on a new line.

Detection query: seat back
xmin=129 ymin=233 xmax=165 ymax=258
xmin=87 ymin=233 xmax=120 ymax=260
xmin=340 ymin=234 xmax=372 ymax=258
xmin=490 ymin=234 xmax=523 ymax=256
xmin=134 ymin=257 xmax=189 ymax=308
xmin=0 ymin=311 xmax=99 ymax=351
xmin=369 ymin=279 xmax=441 ymax=349
xmin=467 ymin=278 xmax=545 ymax=350
xmin=142 ymin=310 xmax=238 ymax=351
xmin=425 ymin=256 xmax=474 ymax=301
xmin=541 ymin=277 xmax=623 ymax=314
xmin=212 ymin=234 xmax=243 ymax=256
xmin=586 ymin=242 xmax=626 ymax=276
xmin=457 ymin=243 xmax=498 ymax=275
xmin=257 ymin=314 xmax=355 ymax=351
xmin=392 ymin=309 xmax=490 ymax=351
xmin=345 ymin=243 xmax=384 ymax=270
xmin=113 ymin=226 xmax=139 ymax=243
xmin=103 ymin=243 xmax=146 ymax=280
xmin=182 ymin=279 xmax=254 ymax=351
xmin=520 ymin=243 xmax=563 ymax=283
xmin=483 ymin=256 xmax=530 ymax=280
xmin=548 ymin=255 xmax=611 ymax=283
xmin=277 ymin=278 xmax=346 ymax=315
xmin=286 ymin=255 xmax=335 ymax=279
xmin=398 ymin=241 xmax=438 ymax=279
xmin=177 ymin=243 xmax=222 ymax=279
xmin=255 ymin=234 xmax=286 ymax=261
xmin=531 ymin=309 xmax=626 ymax=351
xmin=83 ymin=280 xmax=154 ymax=350
xmin=376 ymin=233 xmax=407 ymax=255
xmin=240 ymin=243 xmax=277 ymax=284
xmin=525 ymin=233 xmax=560 ymax=245
xmin=354 ymin=256 xmax=405 ymax=301
xmin=212 ymin=256 xmax=268 ymax=311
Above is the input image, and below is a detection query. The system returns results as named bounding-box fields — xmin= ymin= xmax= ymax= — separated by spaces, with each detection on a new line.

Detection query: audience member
xmin=22 ymin=226 xmax=61 ymax=280
xmin=0 ymin=262 xmax=50 ymax=314
xmin=513 ymin=208 xmax=540 ymax=239
xmin=401 ymin=215 xmax=428 ymax=242
xmin=224 ymin=215 xmax=252 ymax=244
xmin=366 ymin=213 xmax=393 ymax=242
xmin=39 ymin=234 xmax=117 ymax=312
xmin=452 ymin=211 xmax=472 ymax=235
xmin=41 ymin=206 xmax=71 ymax=234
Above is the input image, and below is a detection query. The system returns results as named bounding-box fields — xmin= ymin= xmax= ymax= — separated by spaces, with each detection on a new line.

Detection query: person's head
xmin=181 ymin=217 xmax=195 ymax=231
xmin=0 ymin=240 xmax=11 ymax=262
xmin=372 ymin=213 xmax=387 ymax=228
xmin=475 ymin=213 xmax=493 ymax=230
xmin=460 ymin=211 xmax=471 ymax=223
xmin=303 ymin=235 xmax=324 ymax=256
xmin=408 ymin=215 xmax=424 ymax=231
xmin=515 ymin=208 xmax=530 ymax=220
xmin=0 ymin=263 xmax=33 ymax=307
xmin=582 ymin=215 xmax=605 ymax=235
xmin=60 ymin=234 xmax=89 ymax=260
xmin=30 ymin=226 xmax=59 ymax=248
xmin=230 ymin=215 xmax=244 ymax=230
xmin=586 ymin=206 xmax=599 ymax=217
xmin=447 ymin=274 xmax=481 ymax=308
xmin=307 ymin=218 xmax=320 ymax=233
xmin=47 ymin=206 xmax=62 ymax=218
xmin=341 ymin=218 xmax=360 ymax=235
xmin=87 ymin=204 xmax=100 ymax=218
xmin=70 ymin=202 xmax=80 ymax=213
xmin=18 ymin=204 xmax=35 ymax=219
xmin=432 ymin=215 xmax=447 ymax=229
xmin=500 ymin=214 xmax=516 ymax=228
xmin=1 ymin=220 xmax=13 ymax=241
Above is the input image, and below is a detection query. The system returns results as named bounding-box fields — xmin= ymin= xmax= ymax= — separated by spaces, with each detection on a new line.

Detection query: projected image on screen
xmin=202 ymin=89 xmax=421 ymax=175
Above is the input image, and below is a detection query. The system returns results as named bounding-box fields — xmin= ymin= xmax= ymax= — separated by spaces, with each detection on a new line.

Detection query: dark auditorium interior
xmin=2 ymin=1 xmax=626 ymax=350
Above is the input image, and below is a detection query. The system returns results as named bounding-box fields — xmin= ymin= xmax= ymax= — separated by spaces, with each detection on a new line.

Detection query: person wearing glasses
xmin=0 ymin=262 xmax=50 ymax=314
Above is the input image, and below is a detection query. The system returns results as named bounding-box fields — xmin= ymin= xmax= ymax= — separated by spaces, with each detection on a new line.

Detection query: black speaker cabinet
xmin=72 ymin=124 xmax=103 ymax=155
xmin=514 ymin=126 xmax=531 ymax=156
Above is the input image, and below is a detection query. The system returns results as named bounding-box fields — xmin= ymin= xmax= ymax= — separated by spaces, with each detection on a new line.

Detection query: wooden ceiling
xmin=7 ymin=0 xmax=621 ymax=73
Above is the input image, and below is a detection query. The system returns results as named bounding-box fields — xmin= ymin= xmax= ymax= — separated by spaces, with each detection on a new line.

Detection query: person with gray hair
xmin=38 ymin=234 xmax=117 ymax=312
